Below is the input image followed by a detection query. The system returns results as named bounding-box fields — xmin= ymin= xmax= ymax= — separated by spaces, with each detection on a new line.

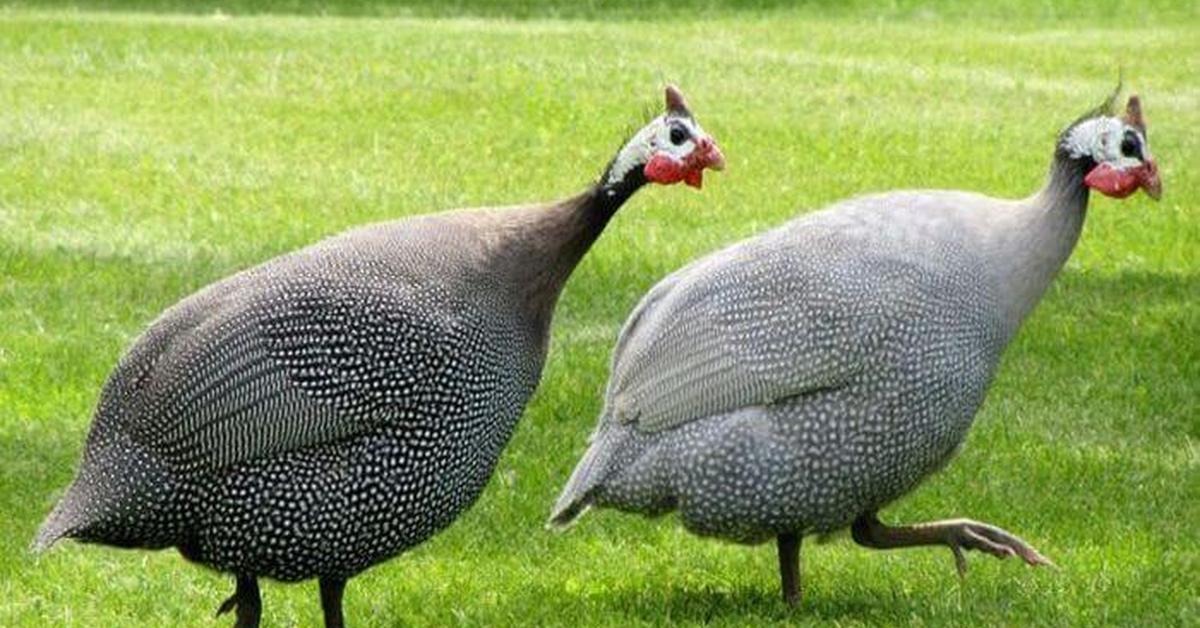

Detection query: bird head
xmin=603 ymin=85 xmax=725 ymax=191
xmin=1062 ymin=93 xmax=1161 ymax=201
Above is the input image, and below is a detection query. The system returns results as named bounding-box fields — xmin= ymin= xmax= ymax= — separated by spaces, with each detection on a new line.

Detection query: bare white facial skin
xmin=1063 ymin=116 xmax=1149 ymax=169
xmin=605 ymin=114 xmax=711 ymax=187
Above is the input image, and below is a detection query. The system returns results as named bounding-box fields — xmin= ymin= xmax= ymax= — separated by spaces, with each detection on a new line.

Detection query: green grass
xmin=1 ymin=2 xmax=1197 ymax=625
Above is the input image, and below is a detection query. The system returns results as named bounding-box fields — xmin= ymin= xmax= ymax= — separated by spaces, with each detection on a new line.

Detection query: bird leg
xmin=776 ymin=532 xmax=802 ymax=607
xmin=851 ymin=512 xmax=1053 ymax=576
xmin=215 ymin=575 xmax=261 ymax=628
xmin=319 ymin=577 xmax=347 ymax=628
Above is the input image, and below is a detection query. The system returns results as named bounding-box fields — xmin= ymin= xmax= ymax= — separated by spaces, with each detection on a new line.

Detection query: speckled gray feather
xmin=550 ymin=130 xmax=1102 ymax=543
xmin=33 ymin=88 xmax=725 ymax=619
xmin=35 ymin=206 xmax=577 ymax=575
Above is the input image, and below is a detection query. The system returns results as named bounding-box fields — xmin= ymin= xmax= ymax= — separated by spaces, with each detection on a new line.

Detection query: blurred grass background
xmin=1 ymin=0 xmax=1197 ymax=21
xmin=0 ymin=0 xmax=1196 ymax=625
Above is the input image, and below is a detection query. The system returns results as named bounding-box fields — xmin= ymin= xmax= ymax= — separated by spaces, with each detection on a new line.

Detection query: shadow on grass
xmin=593 ymin=583 xmax=901 ymax=624
xmin=1049 ymin=268 xmax=1199 ymax=313
xmin=1012 ymin=268 xmax=1199 ymax=378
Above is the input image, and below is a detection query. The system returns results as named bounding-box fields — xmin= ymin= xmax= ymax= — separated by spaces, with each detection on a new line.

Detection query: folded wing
xmin=607 ymin=228 xmax=893 ymax=434
xmin=103 ymin=275 xmax=482 ymax=472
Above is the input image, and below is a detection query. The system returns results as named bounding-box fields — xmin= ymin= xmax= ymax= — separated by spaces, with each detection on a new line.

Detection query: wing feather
xmin=110 ymin=275 xmax=478 ymax=471
xmin=607 ymin=228 xmax=888 ymax=433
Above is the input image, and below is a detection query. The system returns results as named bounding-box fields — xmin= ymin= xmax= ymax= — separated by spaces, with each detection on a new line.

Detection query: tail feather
xmin=32 ymin=481 xmax=93 ymax=553
xmin=31 ymin=433 xmax=176 ymax=553
xmin=547 ymin=429 xmax=615 ymax=528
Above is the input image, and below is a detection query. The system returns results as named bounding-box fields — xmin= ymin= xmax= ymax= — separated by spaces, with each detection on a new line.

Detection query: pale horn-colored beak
xmin=696 ymin=136 xmax=725 ymax=171
xmin=1140 ymin=158 xmax=1162 ymax=200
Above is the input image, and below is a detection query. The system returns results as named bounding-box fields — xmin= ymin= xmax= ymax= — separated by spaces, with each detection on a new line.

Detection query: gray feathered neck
xmin=990 ymin=99 xmax=1117 ymax=335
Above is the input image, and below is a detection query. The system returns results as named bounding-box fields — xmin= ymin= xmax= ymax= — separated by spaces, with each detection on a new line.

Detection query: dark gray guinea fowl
xmin=34 ymin=86 xmax=725 ymax=626
xmin=550 ymin=92 xmax=1160 ymax=606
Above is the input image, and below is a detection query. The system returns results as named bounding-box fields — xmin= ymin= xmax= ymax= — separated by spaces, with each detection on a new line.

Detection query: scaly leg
xmin=216 ymin=575 xmax=261 ymax=628
xmin=776 ymin=532 xmax=802 ymax=607
xmin=319 ymin=577 xmax=347 ymax=628
xmin=851 ymin=512 xmax=1053 ymax=576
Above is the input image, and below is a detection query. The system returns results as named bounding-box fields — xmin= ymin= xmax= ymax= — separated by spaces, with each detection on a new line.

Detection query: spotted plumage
xmin=550 ymin=92 xmax=1161 ymax=605
xmin=34 ymin=86 xmax=724 ymax=627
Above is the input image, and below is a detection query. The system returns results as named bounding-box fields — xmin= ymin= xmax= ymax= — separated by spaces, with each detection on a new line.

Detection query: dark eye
xmin=669 ymin=126 xmax=688 ymax=146
xmin=1120 ymin=130 xmax=1141 ymax=159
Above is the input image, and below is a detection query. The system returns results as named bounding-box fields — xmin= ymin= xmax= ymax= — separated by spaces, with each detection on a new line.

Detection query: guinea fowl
xmin=33 ymin=86 xmax=724 ymax=627
xmin=549 ymin=92 xmax=1161 ymax=605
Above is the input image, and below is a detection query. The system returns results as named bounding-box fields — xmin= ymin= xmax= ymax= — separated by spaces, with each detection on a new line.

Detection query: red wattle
xmin=1084 ymin=163 xmax=1140 ymax=199
xmin=644 ymin=154 xmax=687 ymax=185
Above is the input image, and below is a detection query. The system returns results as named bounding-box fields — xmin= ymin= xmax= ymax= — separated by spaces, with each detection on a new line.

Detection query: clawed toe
xmin=216 ymin=594 xmax=238 ymax=617
xmin=851 ymin=513 xmax=1053 ymax=579
xmin=949 ymin=520 xmax=1053 ymax=575
xmin=957 ymin=525 xmax=1015 ymax=559
xmin=216 ymin=576 xmax=261 ymax=628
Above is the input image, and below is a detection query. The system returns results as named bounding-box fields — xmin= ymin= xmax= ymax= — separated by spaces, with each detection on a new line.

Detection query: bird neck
xmin=990 ymin=148 xmax=1092 ymax=333
xmin=1036 ymin=146 xmax=1094 ymax=213
xmin=509 ymin=169 xmax=647 ymax=334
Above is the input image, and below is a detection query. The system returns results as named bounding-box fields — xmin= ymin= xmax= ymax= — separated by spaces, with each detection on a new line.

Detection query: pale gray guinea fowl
xmin=33 ymin=86 xmax=724 ymax=627
xmin=549 ymin=92 xmax=1161 ymax=605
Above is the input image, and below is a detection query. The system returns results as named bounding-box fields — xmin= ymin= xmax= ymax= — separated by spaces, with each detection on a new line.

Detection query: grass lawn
xmin=1 ymin=1 xmax=1196 ymax=625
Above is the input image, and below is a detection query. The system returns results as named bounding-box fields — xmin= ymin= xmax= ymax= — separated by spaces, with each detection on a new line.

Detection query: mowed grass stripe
xmin=1 ymin=15 xmax=1195 ymax=265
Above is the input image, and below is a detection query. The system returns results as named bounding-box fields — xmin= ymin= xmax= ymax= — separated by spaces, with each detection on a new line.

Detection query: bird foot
xmin=851 ymin=513 xmax=1053 ymax=578
xmin=215 ymin=576 xmax=261 ymax=628
xmin=215 ymin=593 xmax=238 ymax=617
xmin=942 ymin=519 xmax=1054 ymax=577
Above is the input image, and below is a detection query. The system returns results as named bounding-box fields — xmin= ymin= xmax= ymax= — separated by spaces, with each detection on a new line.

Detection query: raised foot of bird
xmin=216 ymin=594 xmax=238 ymax=617
xmin=851 ymin=513 xmax=1054 ymax=578
xmin=215 ymin=576 xmax=261 ymax=628
xmin=942 ymin=519 xmax=1054 ymax=577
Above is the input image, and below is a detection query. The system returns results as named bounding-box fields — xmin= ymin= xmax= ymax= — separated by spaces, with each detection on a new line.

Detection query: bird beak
xmin=696 ymin=136 xmax=725 ymax=172
xmin=1138 ymin=158 xmax=1162 ymax=201
xmin=681 ymin=137 xmax=725 ymax=189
